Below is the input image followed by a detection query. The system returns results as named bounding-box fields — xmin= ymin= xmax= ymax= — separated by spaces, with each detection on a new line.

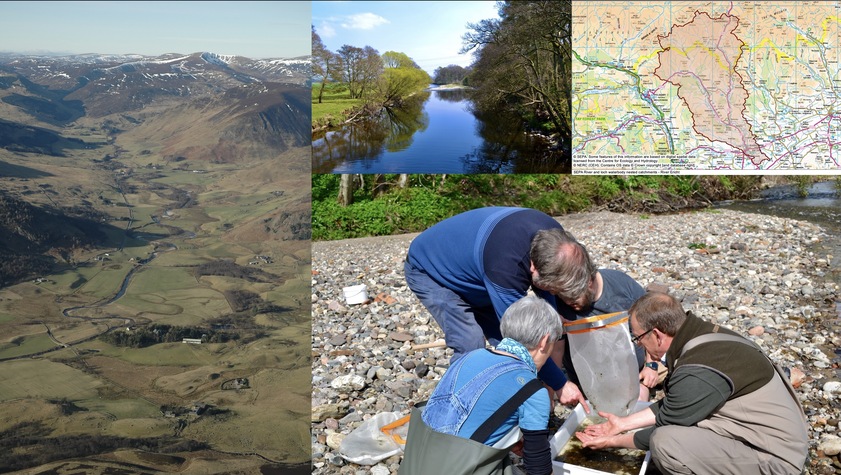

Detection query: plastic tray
xmin=550 ymin=401 xmax=651 ymax=475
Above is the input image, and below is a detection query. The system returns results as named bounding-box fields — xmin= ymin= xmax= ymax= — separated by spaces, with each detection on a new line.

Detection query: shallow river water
xmin=716 ymin=180 xmax=841 ymax=316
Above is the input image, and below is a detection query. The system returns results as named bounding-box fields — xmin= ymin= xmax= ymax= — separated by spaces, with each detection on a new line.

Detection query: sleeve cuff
xmin=538 ymin=358 xmax=568 ymax=390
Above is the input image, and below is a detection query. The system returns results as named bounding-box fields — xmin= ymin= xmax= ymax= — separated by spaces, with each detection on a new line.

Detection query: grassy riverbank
xmin=311 ymin=83 xmax=362 ymax=130
xmin=312 ymin=174 xmax=835 ymax=241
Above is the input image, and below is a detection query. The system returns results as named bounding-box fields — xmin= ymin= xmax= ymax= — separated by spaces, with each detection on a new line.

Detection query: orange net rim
xmin=380 ymin=414 xmax=411 ymax=445
xmin=563 ymin=311 xmax=629 ymax=335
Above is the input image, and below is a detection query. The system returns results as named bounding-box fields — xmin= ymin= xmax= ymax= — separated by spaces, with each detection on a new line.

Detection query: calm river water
xmin=312 ymin=88 xmax=569 ymax=174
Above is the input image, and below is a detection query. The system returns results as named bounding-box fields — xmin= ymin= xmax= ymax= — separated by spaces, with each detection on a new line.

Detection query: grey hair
xmin=500 ymin=295 xmax=563 ymax=350
xmin=529 ymin=228 xmax=597 ymax=301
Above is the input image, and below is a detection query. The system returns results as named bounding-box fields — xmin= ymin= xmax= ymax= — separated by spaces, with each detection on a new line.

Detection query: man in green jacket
xmin=575 ymin=291 xmax=809 ymax=474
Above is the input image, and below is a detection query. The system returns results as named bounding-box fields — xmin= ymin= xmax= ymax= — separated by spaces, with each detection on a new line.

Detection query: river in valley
xmin=312 ymin=87 xmax=570 ymax=174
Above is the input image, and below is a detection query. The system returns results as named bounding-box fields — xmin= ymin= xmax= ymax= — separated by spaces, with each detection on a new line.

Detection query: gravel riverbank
xmin=312 ymin=209 xmax=841 ymax=474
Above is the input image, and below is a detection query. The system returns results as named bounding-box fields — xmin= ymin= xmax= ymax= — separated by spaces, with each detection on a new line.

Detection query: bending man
xmin=404 ymin=206 xmax=585 ymax=408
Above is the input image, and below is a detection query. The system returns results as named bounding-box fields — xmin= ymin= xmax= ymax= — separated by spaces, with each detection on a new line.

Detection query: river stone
xmin=313 ymin=403 xmax=349 ymax=422
xmin=823 ymin=381 xmax=841 ymax=396
xmin=401 ymin=359 xmax=416 ymax=370
xmin=328 ymin=300 xmax=347 ymax=312
xmin=819 ymin=437 xmax=841 ymax=456
xmin=646 ymin=282 xmax=670 ymax=294
xmin=388 ymin=332 xmax=414 ymax=342
xmin=332 ymin=374 xmax=367 ymax=391
xmin=415 ymin=363 xmax=429 ymax=378
xmin=370 ymin=465 xmax=390 ymax=475
xmin=790 ymin=367 xmax=806 ymax=388
xmin=327 ymin=432 xmax=345 ymax=450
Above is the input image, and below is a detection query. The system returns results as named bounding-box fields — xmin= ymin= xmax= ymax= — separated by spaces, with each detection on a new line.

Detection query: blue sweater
xmin=406 ymin=207 xmax=568 ymax=388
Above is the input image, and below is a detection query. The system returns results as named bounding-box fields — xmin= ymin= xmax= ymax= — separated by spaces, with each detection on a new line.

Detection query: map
xmin=572 ymin=2 xmax=841 ymax=173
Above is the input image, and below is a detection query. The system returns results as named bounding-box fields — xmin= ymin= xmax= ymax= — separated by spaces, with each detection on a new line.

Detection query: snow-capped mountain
xmin=0 ymin=51 xmax=311 ymax=118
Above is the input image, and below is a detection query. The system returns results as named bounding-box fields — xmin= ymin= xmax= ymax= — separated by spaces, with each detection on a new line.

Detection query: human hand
xmin=582 ymin=411 xmax=623 ymax=437
xmin=556 ymin=381 xmax=590 ymax=414
xmin=639 ymin=366 xmax=658 ymax=388
xmin=574 ymin=430 xmax=613 ymax=450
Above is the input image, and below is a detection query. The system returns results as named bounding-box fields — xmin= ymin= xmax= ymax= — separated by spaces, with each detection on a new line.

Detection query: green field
xmin=0 ymin=359 xmax=103 ymax=401
xmin=96 ymin=341 xmax=221 ymax=366
xmin=82 ymin=396 xmax=162 ymax=419
xmin=0 ymin=334 xmax=57 ymax=359
xmin=312 ymin=83 xmax=363 ymax=125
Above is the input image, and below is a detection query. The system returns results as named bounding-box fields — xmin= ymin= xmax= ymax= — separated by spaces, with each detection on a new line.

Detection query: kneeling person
xmin=400 ymin=295 xmax=562 ymax=475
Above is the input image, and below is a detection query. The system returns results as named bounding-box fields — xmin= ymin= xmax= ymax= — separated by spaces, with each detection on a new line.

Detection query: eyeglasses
xmin=631 ymin=328 xmax=653 ymax=346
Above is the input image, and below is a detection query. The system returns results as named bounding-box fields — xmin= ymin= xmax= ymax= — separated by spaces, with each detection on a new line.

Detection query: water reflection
xmin=312 ymin=88 xmax=569 ymax=174
xmin=312 ymin=92 xmax=430 ymax=173
xmin=466 ymin=106 xmax=570 ymax=174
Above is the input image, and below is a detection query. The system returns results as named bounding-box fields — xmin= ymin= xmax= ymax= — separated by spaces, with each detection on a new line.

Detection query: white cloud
xmin=341 ymin=13 xmax=389 ymax=30
xmin=318 ymin=21 xmax=337 ymax=39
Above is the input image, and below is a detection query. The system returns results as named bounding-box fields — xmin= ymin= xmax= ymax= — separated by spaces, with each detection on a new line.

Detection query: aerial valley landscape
xmin=0 ymin=51 xmax=312 ymax=474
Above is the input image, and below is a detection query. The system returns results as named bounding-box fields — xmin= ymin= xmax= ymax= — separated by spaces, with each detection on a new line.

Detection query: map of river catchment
xmin=572 ymin=2 xmax=841 ymax=174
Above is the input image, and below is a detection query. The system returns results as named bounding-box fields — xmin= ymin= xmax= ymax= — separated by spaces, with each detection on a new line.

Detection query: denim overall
xmin=422 ymin=350 xmax=531 ymax=440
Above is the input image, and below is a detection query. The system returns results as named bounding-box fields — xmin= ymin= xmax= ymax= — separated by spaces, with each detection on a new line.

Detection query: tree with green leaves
xmin=383 ymin=51 xmax=421 ymax=69
xmin=432 ymin=64 xmax=471 ymax=85
xmin=381 ymin=51 xmax=429 ymax=105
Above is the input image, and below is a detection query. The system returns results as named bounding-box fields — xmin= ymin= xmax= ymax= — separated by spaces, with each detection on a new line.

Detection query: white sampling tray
xmin=550 ymin=401 xmax=651 ymax=475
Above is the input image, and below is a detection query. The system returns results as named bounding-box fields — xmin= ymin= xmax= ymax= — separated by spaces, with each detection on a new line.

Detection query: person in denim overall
xmin=420 ymin=296 xmax=563 ymax=475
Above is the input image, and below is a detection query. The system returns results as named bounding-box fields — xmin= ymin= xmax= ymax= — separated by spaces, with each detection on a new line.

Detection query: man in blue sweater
xmin=405 ymin=207 xmax=656 ymax=410
xmin=404 ymin=207 xmax=589 ymax=407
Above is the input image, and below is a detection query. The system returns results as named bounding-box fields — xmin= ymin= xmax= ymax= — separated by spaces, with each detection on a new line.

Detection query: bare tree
xmin=358 ymin=46 xmax=384 ymax=99
xmin=463 ymin=1 xmax=572 ymax=140
xmin=337 ymin=45 xmax=365 ymax=99
xmin=312 ymin=26 xmax=339 ymax=104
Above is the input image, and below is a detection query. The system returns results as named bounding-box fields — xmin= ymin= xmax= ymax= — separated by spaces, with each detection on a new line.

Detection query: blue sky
xmin=312 ymin=1 xmax=500 ymax=74
xmin=0 ymin=1 xmax=311 ymax=59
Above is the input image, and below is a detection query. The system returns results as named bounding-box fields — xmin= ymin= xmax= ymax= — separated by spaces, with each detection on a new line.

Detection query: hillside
xmin=0 ymin=52 xmax=311 ymax=473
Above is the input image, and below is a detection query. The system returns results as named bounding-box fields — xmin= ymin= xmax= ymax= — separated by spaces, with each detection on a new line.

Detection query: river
xmin=716 ymin=180 xmax=841 ymax=316
xmin=312 ymin=88 xmax=569 ymax=174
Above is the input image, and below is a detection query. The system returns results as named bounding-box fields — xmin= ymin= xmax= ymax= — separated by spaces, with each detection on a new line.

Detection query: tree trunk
xmin=436 ymin=174 xmax=448 ymax=192
xmin=338 ymin=174 xmax=355 ymax=206
xmin=372 ymin=174 xmax=387 ymax=197
xmin=317 ymin=81 xmax=326 ymax=104
xmin=398 ymin=174 xmax=409 ymax=188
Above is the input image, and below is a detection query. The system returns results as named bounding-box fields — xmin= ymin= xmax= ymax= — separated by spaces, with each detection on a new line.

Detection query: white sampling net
xmin=565 ymin=312 xmax=639 ymax=417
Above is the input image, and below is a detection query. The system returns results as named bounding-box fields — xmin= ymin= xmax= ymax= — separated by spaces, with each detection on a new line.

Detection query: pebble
xmin=823 ymin=381 xmax=841 ymax=397
xmin=331 ymin=374 xmax=367 ymax=391
xmin=312 ymin=210 xmax=841 ymax=475
xmin=819 ymin=437 xmax=841 ymax=457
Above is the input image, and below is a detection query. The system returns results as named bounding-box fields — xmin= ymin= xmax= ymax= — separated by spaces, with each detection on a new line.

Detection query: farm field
xmin=0 ymin=138 xmax=311 ymax=472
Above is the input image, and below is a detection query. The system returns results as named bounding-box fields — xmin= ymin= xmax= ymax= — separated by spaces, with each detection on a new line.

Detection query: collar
xmin=666 ymin=311 xmax=715 ymax=370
